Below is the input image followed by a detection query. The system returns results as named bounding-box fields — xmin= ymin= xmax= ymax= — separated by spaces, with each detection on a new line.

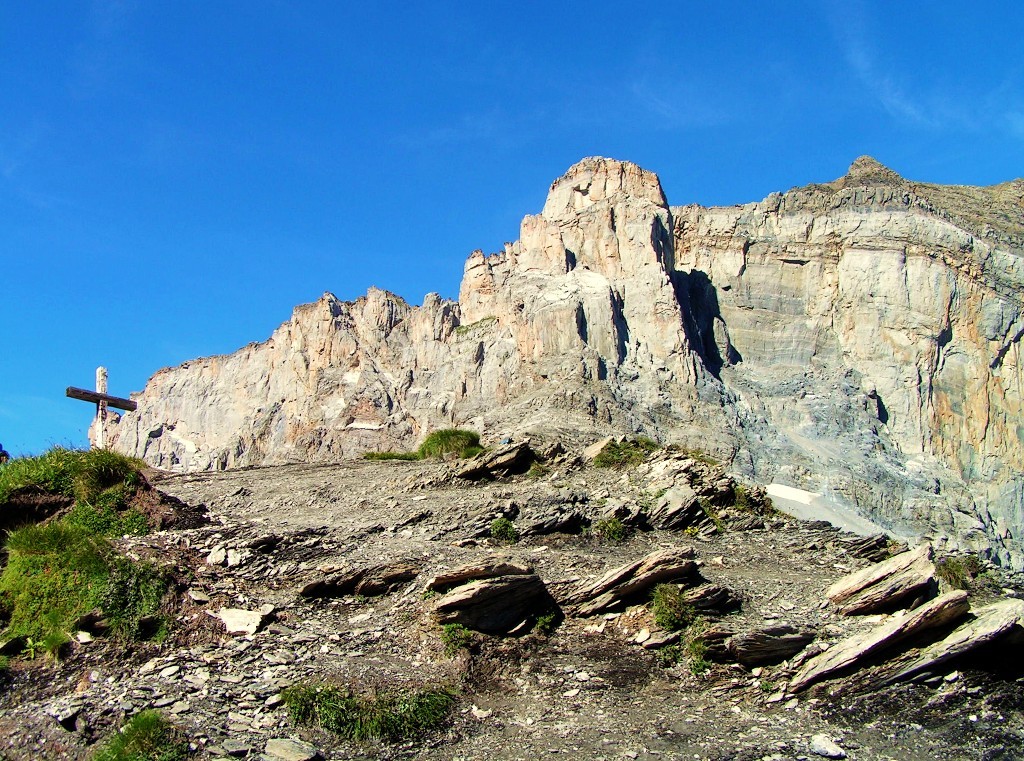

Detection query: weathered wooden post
xmin=66 ymin=367 xmax=137 ymax=449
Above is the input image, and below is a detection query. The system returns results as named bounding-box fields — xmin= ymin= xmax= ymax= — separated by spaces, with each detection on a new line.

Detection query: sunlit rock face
xmin=104 ymin=156 xmax=1024 ymax=566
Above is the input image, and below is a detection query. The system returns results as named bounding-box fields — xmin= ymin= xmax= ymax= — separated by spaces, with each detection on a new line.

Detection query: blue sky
xmin=2 ymin=1 xmax=1022 ymax=455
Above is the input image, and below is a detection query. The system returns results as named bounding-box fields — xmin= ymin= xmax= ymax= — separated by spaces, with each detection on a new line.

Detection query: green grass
xmin=534 ymin=611 xmax=560 ymax=635
xmin=0 ymin=520 xmax=168 ymax=643
xmin=650 ymin=584 xmax=697 ymax=631
xmin=91 ymin=710 xmax=191 ymax=761
xmin=489 ymin=517 xmax=519 ymax=544
xmin=592 ymin=517 xmax=627 ymax=544
xmin=685 ymin=624 xmax=711 ymax=675
xmin=935 ymin=554 xmax=985 ymax=590
xmin=0 ymin=447 xmax=145 ymax=507
xmin=592 ymin=438 xmax=659 ymax=469
xmin=440 ymin=623 xmax=474 ymax=655
xmin=66 ymin=498 xmax=149 ymax=537
xmin=526 ymin=463 xmax=551 ymax=479
xmin=673 ymin=447 xmax=720 ymax=466
xmin=282 ymin=684 xmax=456 ymax=742
xmin=732 ymin=484 xmax=777 ymax=516
xmin=362 ymin=429 xmax=482 ymax=462
xmin=417 ymin=429 xmax=481 ymax=459
xmin=699 ymin=498 xmax=726 ymax=532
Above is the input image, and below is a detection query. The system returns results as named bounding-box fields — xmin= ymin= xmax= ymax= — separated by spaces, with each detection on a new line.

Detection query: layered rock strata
xmin=102 ymin=157 xmax=1024 ymax=566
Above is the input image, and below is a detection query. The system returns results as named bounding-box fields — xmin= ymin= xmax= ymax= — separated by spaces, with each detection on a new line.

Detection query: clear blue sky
xmin=2 ymin=1 xmax=1022 ymax=456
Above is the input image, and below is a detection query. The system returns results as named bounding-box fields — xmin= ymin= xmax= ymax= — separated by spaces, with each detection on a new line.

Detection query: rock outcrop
xmin=102 ymin=157 xmax=1024 ymax=566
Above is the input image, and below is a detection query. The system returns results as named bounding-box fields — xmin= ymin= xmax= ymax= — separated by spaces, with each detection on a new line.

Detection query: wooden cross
xmin=66 ymin=367 xmax=137 ymax=449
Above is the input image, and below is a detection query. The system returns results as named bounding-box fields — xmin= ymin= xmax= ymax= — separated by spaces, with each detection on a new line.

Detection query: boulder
xmin=564 ymin=547 xmax=698 ymax=616
xmin=456 ymin=442 xmax=535 ymax=480
xmin=682 ymin=583 xmax=742 ymax=615
xmin=646 ymin=484 xmax=708 ymax=531
xmin=433 ymin=574 xmax=554 ymax=634
xmin=426 ymin=559 xmax=533 ymax=593
xmin=299 ymin=561 xmax=420 ymax=598
xmin=727 ymin=625 xmax=815 ymax=667
xmin=883 ymin=598 xmax=1024 ymax=684
xmin=826 ymin=544 xmax=936 ymax=615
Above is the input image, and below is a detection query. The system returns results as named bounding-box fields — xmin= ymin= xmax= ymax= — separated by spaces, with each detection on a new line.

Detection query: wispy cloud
xmin=824 ymin=2 xmax=1022 ymax=141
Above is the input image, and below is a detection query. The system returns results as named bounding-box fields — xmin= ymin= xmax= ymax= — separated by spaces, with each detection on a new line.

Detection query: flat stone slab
xmin=791 ymin=590 xmax=970 ymax=691
xmin=826 ymin=543 xmax=935 ymax=615
xmin=885 ymin=597 xmax=1024 ymax=684
xmin=427 ymin=558 xmax=533 ymax=593
xmin=265 ymin=737 xmax=320 ymax=761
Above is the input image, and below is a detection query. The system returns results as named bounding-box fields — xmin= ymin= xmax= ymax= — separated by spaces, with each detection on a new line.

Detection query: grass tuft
xmin=418 ymin=430 xmax=481 ymax=459
xmin=91 ymin=710 xmax=191 ymax=761
xmin=650 ymin=584 xmax=697 ymax=631
xmin=593 ymin=438 xmax=659 ymax=469
xmin=282 ymin=683 xmax=456 ymax=742
xmin=362 ymin=451 xmax=421 ymax=461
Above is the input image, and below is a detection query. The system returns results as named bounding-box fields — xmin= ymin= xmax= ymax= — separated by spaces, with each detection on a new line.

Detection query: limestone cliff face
xmin=104 ymin=157 xmax=1024 ymax=566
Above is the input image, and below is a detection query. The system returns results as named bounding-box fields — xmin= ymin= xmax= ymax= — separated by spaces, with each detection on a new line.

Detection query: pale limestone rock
xmin=102 ymin=157 xmax=1024 ymax=565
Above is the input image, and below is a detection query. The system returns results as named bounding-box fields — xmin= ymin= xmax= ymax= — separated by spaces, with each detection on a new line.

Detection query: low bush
xmin=534 ymin=610 xmax=561 ymax=635
xmin=91 ymin=710 xmax=191 ymax=761
xmin=489 ymin=517 xmax=519 ymax=544
xmin=440 ymin=623 xmax=474 ymax=655
xmin=592 ymin=517 xmax=627 ymax=544
xmin=282 ymin=683 xmax=456 ymax=742
xmin=593 ymin=438 xmax=658 ymax=469
xmin=935 ymin=554 xmax=985 ymax=590
xmin=650 ymin=584 xmax=696 ymax=631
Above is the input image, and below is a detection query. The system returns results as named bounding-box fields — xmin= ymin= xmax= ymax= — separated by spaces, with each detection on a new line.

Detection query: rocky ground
xmin=1 ymin=443 xmax=1022 ymax=761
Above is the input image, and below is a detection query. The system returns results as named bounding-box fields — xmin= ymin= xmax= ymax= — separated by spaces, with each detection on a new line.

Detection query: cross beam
xmin=65 ymin=386 xmax=137 ymax=411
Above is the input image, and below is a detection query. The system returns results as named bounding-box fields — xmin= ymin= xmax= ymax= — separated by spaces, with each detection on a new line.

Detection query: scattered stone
xmin=206 ymin=546 xmax=227 ymax=565
xmin=645 ymin=484 xmax=708 ymax=531
xmin=187 ymin=588 xmax=211 ymax=603
xmin=682 ymin=583 xmax=743 ymax=615
xmin=810 ymin=733 xmax=847 ymax=758
xmin=265 ymin=737 xmax=320 ymax=761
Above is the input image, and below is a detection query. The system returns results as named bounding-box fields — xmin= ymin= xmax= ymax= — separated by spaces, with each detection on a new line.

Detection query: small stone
xmin=188 ymin=589 xmax=211 ymax=604
xmin=75 ymin=631 xmax=94 ymax=644
xmin=809 ymin=733 xmax=847 ymax=759
xmin=634 ymin=628 xmax=651 ymax=644
xmin=470 ymin=705 xmax=492 ymax=719
xmin=159 ymin=665 xmax=180 ymax=678
xmin=221 ymin=739 xmax=252 ymax=757
xmin=562 ymin=688 xmax=580 ymax=697
xmin=206 ymin=547 xmax=227 ymax=565
xmin=265 ymin=694 xmax=284 ymax=708
xmin=944 ymin=670 xmax=961 ymax=683
xmin=265 ymin=737 xmax=320 ymax=761
xmin=574 ymin=671 xmax=591 ymax=682
xmin=170 ymin=700 xmax=190 ymax=714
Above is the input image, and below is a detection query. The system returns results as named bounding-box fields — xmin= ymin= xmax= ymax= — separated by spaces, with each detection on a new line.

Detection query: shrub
xmin=91 ymin=710 xmax=191 ymax=761
xmin=650 ymin=584 xmax=696 ymax=631
xmin=417 ymin=429 xmax=481 ymax=460
xmin=686 ymin=636 xmax=711 ymax=675
xmin=655 ymin=644 xmax=684 ymax=668
xmin=593 ymin=517 xmax=627 ymax=544
xmin=282 ymin=684 xmax=456 ymax=742
xmin=592 ymin=438 xmax=658 ymax=469
xmin=489 ymin=517 xmax=519 ymax=544
xmin=440 ymin=623 xmax=474 ymax=655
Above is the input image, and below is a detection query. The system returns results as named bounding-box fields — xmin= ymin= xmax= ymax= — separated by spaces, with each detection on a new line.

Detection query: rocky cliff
xmin=102 ymin=157 xmax=1024 ymax=566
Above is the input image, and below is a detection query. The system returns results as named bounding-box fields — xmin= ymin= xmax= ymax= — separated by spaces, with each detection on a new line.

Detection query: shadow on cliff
xmin=672 ymin=268 xmax=741 ymax=379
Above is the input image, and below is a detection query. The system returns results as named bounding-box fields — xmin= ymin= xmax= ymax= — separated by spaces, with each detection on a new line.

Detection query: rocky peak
xmin=542 ymin=157 xmax=668 ymax=220
xmin=841 ymin=155 xmax=905 ymax=187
